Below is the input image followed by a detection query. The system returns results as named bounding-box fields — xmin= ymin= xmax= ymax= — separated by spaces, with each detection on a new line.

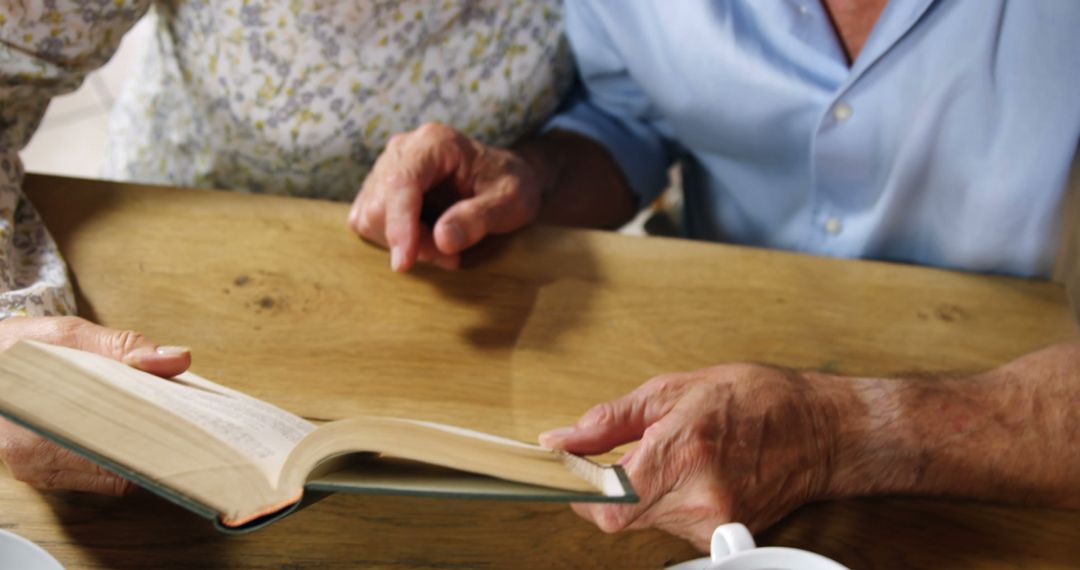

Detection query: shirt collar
xmin=848 ymin=0 xmax=939 ymax=81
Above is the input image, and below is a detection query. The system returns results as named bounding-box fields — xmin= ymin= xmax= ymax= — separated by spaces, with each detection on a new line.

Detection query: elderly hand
xmin=539 ymin=364 xmax=851 ymax=551
xmin=0 ymin=316 xmax=191 ymax=495
xmin=348 ymin=122 xmax=543 ymax=272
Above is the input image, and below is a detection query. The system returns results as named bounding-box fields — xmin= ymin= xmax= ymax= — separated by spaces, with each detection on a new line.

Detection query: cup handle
xmin=710 ymin=523 xmax=756 ymax=562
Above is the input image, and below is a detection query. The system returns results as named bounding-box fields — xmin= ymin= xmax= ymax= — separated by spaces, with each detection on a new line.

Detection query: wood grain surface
xmin=2 ymin=173 xmax=1077 ymax=568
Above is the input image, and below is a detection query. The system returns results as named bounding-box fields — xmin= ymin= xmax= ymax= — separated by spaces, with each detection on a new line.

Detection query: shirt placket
xmin=807 ymin=0 xmax=938 ymax=255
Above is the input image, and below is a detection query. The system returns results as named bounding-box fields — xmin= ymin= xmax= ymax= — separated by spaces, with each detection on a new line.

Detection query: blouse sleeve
xmin=0 ymin=1 xmax=149 ymax=318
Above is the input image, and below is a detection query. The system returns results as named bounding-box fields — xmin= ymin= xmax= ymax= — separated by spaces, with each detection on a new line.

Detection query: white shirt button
xmin=798 ymin=5 xmax=809 ymax=15
xmin=824 ymin=218 xmax=843 ymax=235
xmin=832 ymin=101 xmax=853 ymax=122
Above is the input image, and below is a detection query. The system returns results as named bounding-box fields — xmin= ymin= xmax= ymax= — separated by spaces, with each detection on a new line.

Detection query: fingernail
xmin=347 ymin=207 xmax=359 ymax=225
xmin=442 ymin=222 xmax=466 ymax=252
xmin=155 ymin=345 xmax=190 ymax=356
xmin=122 ymin=345 xmax=188 ymax=369
xmin=539 ymin=426 xmax=577 ymax=447
xmin=390 ymin=246 xmax=404 ymax=272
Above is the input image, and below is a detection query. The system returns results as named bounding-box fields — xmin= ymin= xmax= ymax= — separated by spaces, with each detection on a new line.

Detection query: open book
xmin=0 ymin=341 xmax=634 ymax=533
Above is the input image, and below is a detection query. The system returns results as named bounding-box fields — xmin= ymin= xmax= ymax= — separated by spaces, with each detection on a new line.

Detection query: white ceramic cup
xmin=666 ymin=523 xmax=849 ymax=570
xmin=0 ymin=529 xmax=64 ymax=570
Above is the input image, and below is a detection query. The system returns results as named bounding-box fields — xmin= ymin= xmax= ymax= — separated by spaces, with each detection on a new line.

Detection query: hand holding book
xmin=0 ymin=316 xmax=190 ymax=496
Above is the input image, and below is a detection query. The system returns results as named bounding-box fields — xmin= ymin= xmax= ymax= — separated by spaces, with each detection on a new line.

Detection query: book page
xmin=122 ymin=371 xmax=315 ymax=476
xmin=29 ymin=343 xmax=315 ymax=478
xmin=279 ymin=416 xmax=630 ymax=496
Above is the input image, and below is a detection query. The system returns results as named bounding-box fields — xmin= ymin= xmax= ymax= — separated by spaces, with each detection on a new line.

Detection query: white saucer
xmin=0 ymin=529 xmax=64 ymax=569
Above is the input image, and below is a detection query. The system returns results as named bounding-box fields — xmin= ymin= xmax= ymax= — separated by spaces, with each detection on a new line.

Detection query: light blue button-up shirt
xmin=547 ymin=1 xmax=1080 ymax=277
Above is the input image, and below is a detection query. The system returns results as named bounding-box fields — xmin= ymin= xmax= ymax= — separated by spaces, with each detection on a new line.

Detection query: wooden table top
xmin=3 ymin=173 xmax=1078 ymax=568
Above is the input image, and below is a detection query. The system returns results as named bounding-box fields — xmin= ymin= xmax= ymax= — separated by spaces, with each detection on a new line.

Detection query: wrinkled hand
xmin=348 ymin=122 xmax=543 ymax=272
xmin=0 ymin=316 xmax=191 ymax=495
xmin=540 ymin=364 xmax=846 ymax=551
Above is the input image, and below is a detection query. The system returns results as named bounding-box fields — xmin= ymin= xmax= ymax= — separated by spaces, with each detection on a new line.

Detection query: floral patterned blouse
xmin=0 ymin=0 xmax=572 ymax=318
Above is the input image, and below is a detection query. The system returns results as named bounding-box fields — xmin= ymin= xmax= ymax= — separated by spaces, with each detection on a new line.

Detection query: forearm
xmin=821 ymin=341 xmax=1080 ymax=507
xmin=515 ymin=129 xmax=639 ymax=229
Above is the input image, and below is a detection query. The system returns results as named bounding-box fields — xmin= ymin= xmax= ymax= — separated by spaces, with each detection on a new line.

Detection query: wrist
xmin=806 ymin=372 xmax=929 ymax=500
xmin=815 ymin=370 xmax=1017 ymax=501
xmin=513 ymin=132 xmax=566 ymax=213
xmin=513 ymin=130 xmax=638 ymax=228
xmin=806 ymin=344 xmax=1080 ymax=508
